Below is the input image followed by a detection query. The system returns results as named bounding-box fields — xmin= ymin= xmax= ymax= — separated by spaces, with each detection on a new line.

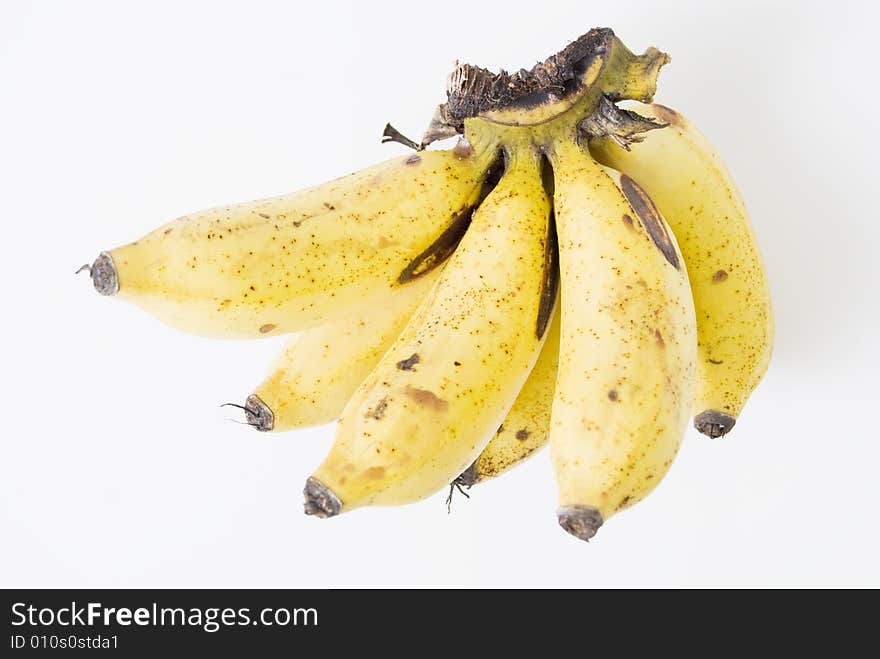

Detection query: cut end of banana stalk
xmin=557 ymin=505 xmax=604 ymax=542
xmin=303 ymin=477 xmax=342 ymax=518
xmin=85 ymin=252 xmax=118 ymax=296
xmin=694 ymin=410 xmax=737 ymax=439
xmin=244 ymin=394 xmax=274 ymax=432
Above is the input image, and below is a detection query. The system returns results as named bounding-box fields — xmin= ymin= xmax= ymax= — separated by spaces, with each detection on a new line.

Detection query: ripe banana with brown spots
xmin=79 ymin=27 xmax=770 ymax=539
xmin=304 ymin=134 xmax=556 ymax=514
xmin=84 ymin=145 xmax=496 ymax=338
xmin=589 ymin=101 xmax=772 ymax=438
xmin=455 ymin=304 xmax=559 ymax=487
xmin=242 ymin=270 xmax=439 ymax=432
xmin=548 ymin=138 xmax=696 ymax=541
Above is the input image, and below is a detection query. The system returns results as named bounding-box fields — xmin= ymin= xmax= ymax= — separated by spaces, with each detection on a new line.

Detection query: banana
xmin=304 ymin=134 xmax=556 ymax=515
xmin=548 ymin=138 xmax=696 ymax=541
xmin=455 ymin=304 xmax=559 ymax=487
xmin=243 ymin=270 xmax=439 ymax=432
xmin=589 ymin=102 xmax=773 ymax=437
xmin=84 ymin=144 xmax=496 ymax=338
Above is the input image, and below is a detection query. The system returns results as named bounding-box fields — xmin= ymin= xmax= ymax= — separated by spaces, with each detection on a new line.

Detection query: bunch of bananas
xmin=82 ymin=29 xmax=772 ymax=541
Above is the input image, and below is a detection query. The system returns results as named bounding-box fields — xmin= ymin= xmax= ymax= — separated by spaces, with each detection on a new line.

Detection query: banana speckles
xmin=712 ymin=269 xmax=729 ymax=283
xmin=259 ymin=323 xmax=276 ymax=334
xmin=515 ymin=429 xmax=530 ymax=440
xmin=403 ymin=385 xmax=449 ymax=412
xmin=365 ymin=397 xmax=388 ymax=420
xmin=620 ymin=174 xmax=680 ymax=270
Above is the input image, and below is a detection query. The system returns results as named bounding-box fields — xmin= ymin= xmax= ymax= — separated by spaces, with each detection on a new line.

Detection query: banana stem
xmin=423 ymin=28 xmax=669 ymax=146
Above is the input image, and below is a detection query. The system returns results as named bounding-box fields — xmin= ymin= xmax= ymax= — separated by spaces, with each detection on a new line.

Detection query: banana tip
xmin=694 ymin=410 xmax=736 ymax=439
xmin=557 ymin=505 xmax=603 ymax=542
xmin=303 ymin=477 xmax=342 ymax=518
xmin=453 ymin=462 xmax=478 ymax=488
xmin=244 ymin=394 xmax=274 ymax=432
xmin=83 ymin=251 xmax=118 ymax=296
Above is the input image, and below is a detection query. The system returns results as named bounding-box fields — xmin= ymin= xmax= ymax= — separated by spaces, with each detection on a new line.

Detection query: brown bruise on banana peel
xmin=395 ymin=353 xmax=420 ymax=371
xmin=619 ymin=174 xmax=680 ymax=270
xmin=402 ymin=385 xmax=449 ymax=413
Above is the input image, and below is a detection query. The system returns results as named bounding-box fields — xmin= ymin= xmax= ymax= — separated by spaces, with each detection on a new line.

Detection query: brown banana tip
xmin=303 ymin=477 xmax=342 ymax=518
xmin=453 ymin=462 xmax=478 ymax=488
xmin=84 ymin=251 xmax=118 ymax=296
xmin=557 ymin=506 xmax=603 ymax=542
xmin=244 ymin=394 xmax=274 ymax=432
xmin=694 ymin=410 xmax=736 ymax=439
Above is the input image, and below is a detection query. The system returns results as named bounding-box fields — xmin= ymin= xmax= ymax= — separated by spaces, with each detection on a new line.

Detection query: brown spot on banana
xmin=259 ymin=323 xmax=276 ymax=334
xmin=622 ymin=213 xmax=636 ymax=230
xmin=654 ymin=328 xmax=665 ymax=347
xmin=516 ymin=429 xmax=530 ymax=440
xmin=619 ymin=174 xmax=681 ymax=270
xmin=365 ymin=466 xmax=386 ymax=479
xmin=395 ymin=353 xmax=420 ymax=371
xmin=402 ymin=385 xmax=449 ymax=412
xmin=365 ymin=398 xmax=388 ymax=420
xmin=712 ymin=269 xmax=729 ymax=283
xmin=405 ymin=154 xmax=421 ymax=165
xmin=607 ymin=389 xmax=619 ymax=401
xmin=397 ymin=206 xmax=475 ymax=283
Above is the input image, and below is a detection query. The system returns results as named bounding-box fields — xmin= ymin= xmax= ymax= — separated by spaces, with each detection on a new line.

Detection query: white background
xmin=2 ymin=0 xmax=878 ymax=587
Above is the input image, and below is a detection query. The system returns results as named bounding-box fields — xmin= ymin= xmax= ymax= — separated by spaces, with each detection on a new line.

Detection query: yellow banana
xmin=85 ymin=145 xmax=496 ymax=338
xmin=243 ymin=270 xmax=438 ymax=431
xmin=304 ymin=134 xmax=556 ymax=514
xmin=456 ymin=304 xmax=559 ymax=487
xmin=589 ymin=101 xmax=772 ymax=437
xmin=548 ymin=138 xmax=696 ymax=541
